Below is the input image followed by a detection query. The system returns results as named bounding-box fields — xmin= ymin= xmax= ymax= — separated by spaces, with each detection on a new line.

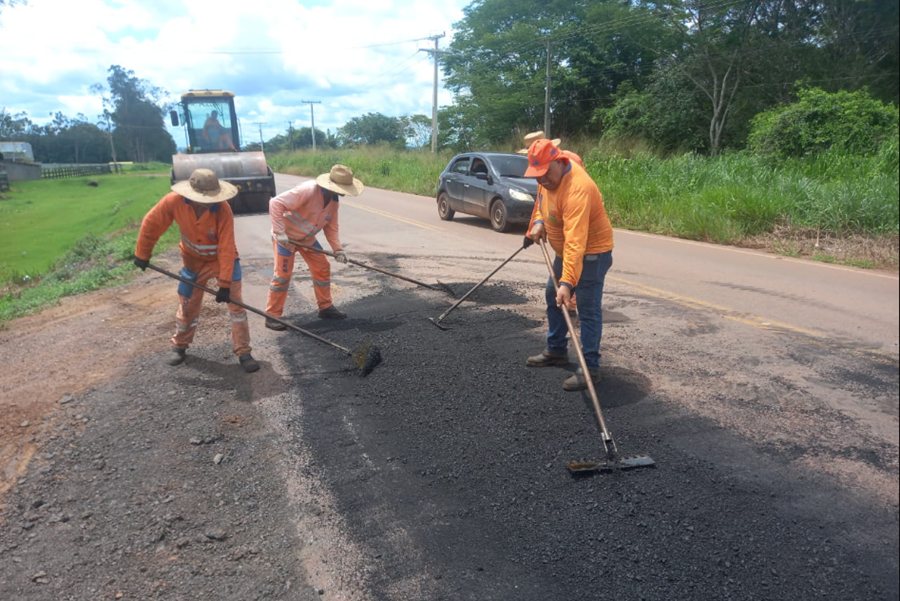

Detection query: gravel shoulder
xmin=1 ymin=247 xmax=897 ymax=601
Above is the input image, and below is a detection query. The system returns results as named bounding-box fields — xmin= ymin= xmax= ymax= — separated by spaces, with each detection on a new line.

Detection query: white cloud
xmin=0 ymin=0 xmax=466 ymax=144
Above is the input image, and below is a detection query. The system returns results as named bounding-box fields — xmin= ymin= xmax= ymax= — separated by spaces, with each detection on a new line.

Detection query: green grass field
xmin=0 ymin=171 xmax=178 ymax=323
xmin=0 ymin=174 xmax=172 ymax=280
xmin=268 ymin=146 xmax=450 ymax=197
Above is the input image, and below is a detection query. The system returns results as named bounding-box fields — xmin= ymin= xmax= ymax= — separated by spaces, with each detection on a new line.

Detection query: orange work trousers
xmin=172 ymin=259 xmax=251 ymax=356
xmin=265 ymin=240 xmax=333 ymax=317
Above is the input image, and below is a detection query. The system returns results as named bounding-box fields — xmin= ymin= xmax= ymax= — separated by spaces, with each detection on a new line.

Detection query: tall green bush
xmin=594 ymin=72 xmax=708 ymax=154
xmin=748 ymin=87 xmax=899 ymax=158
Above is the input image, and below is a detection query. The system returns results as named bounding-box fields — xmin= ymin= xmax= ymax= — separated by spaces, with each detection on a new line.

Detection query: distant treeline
xmin=1 ymin=66 xmax=175 ymax=165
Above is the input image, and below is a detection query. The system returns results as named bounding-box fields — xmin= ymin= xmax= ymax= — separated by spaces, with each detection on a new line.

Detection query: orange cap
xmin=523 ymin=138 xmax=563 ymax=177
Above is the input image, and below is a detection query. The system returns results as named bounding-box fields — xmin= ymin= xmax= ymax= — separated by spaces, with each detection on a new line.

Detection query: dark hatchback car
xmin=436 ymin=152 xmax=538 ymax=232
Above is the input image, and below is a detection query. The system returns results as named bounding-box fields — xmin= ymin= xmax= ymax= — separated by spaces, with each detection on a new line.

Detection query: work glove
xmin=522 ymin=236 xmax=534 ymax=249
xmin=334 ymin=250 xmax=349 ymax=264
xmin=215 ymin=287 xmax=231 ymax=304
xmin=133 ymin=255 xmax=149 ymax=271
xmin=275 ymin=233 xmax=291 ymax=248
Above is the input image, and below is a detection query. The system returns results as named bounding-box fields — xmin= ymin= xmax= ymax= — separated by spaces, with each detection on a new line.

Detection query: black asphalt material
xmin=274 ymin=282 xmax=898 ymax=601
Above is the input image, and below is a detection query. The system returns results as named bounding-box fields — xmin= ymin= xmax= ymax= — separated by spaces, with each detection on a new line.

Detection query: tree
xmin=647 ymin=1 xmax=765 ymax=156
xmin=441 ymin=0 xmax=669 ymax=148
xmin=337 ymin=113 xmax=404 ymax=147
xmin=815 ymin=0 xmax=899 ymax=103
xmin=0 ymin=108 xmax=31 ymax=139
xmin=401 ymin=115 xmax=433 ymax=148
xmin=91 ymin=65 xmax=175 ymax=163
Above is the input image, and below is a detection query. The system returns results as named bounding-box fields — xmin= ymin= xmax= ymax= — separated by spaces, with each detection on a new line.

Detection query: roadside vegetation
xmin=0 ymin=172 xmax=176 ymax=323
xmin=269 ymin=88 xmax=900 ymax=270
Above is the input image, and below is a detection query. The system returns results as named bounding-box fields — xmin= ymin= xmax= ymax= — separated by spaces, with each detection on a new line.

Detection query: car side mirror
xmin=170 ymin=111 xmax=180 ymax=127
xmin=474 ymin=172 xmax=488 ymax=181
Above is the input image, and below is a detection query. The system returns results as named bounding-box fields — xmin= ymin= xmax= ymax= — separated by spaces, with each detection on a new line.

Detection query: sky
xmin=0 ymin=0 xmax=469 ymax=147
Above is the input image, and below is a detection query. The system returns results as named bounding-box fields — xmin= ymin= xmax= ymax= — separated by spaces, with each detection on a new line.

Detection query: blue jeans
xmin=545 ymin=251 xmax=613 ymax=371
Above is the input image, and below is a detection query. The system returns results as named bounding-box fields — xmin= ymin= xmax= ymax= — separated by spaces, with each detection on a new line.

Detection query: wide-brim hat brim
xmin=171 ymin=179 xmax=238 ymax=204
xmin=316 ymin=173 xmax=365 ymax=196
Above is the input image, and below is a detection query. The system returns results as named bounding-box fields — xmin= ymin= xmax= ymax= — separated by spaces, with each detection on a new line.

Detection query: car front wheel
xmin=490 ymin=198 xmax=510 ymax=232
xmin=437 ymin=192 xmax=455 ymax=221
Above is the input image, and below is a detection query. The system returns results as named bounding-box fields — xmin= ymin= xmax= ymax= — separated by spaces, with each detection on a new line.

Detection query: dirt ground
xmin=0 ymin=247 xmax=897 ymax=600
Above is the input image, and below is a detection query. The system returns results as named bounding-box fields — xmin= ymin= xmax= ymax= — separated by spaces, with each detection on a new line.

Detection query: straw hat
xmin=517 ymin=130 xmax=561 ymax=154
xmin=171 ymin=168 xmax=237 ymax=204
xmin=316 ymin=164 xmax=364 ymax=197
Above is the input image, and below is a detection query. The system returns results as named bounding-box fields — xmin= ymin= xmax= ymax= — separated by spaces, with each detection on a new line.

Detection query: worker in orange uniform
xmin=132 ymin=168 xmax=260 ymax=372
xmin=264 ymin=164 xmax=365 ymax=330
xmin=518 ymin=131 xmax=583 ymax=315
xmin=523 ymin=139 xmax=614 ymax=391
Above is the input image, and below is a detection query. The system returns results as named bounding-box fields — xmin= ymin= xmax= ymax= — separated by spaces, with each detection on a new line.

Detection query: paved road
xmin=237 ymin=173 xmax=899 ymax=354
xmin=230 ymin=174 xmax=898 ymax=600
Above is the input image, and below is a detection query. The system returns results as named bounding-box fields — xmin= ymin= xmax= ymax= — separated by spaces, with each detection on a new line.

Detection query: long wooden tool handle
xmin=289 ymin=240 xmax=441 ymax=292
xmin=437 ymin=245 xmax=526 ymax=322
xmin=537 ymin=241 xmax=613 ymax=442
xmin=146 ymin=262 xmax=352 ymax=355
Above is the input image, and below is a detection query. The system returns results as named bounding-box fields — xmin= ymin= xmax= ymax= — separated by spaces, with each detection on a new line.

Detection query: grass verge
xmin=0 ymin=228 xmax=179 ymax=324
xmin=0 ymin=171 xmax=177 ymax=324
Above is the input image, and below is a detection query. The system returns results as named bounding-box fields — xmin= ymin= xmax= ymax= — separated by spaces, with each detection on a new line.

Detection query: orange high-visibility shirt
xmin=135 ymin=192 xmax=239 ymax=286
xmin=532 ymin=162 xmax=613 ymax=288
xmin=526 ymin=149 xmax=585 ymax=224
xmin=562 ymin=149 xmax=584 ymax=169
xmin=269 ymin=180 xmax=342 ymax=251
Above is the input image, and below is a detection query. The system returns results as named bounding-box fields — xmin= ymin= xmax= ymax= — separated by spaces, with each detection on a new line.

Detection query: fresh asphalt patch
xmin=269 ymin=282 xmax=899 ymax=601
xmin=1 ymin=272 xmax=894 ymax=601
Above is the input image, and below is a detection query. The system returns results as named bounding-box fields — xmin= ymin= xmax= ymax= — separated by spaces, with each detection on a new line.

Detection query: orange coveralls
xmin=266 ymin=181 xmax=343 ymax=316
xmin=135 ymin=192 xmax=251 ymax=356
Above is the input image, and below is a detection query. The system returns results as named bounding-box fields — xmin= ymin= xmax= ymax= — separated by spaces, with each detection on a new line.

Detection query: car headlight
xmin=509 ymin=188 xmax=534 ymax=202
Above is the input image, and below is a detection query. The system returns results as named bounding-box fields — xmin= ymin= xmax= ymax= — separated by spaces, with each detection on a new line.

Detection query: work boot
xmin=318 ymin=305 xmax=347 ymax=320
xmin=562 ymin=367 xmax=601 ymax=391
xmin=525 ymin=350 xmax=568 ymax=367
xmin=167 ymin=348 xmax=186 ymax=366
xmin=239 ymin=354 xmax=260 ymax=373
xmin=265 ymin=318 xmax=286 ymax=331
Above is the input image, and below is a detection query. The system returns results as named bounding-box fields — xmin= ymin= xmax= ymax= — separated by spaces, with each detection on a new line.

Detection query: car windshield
xmin=488 ymin=155 xmax=529 ymax=178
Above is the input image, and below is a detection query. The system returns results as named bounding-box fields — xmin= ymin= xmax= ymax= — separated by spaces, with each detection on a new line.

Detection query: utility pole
xmin=419 ymin=32 xmax=446 ymax=153
xmin=253 ymin=122 xmax=266 ymax=153
xmin=544 ymin=40 xmax=552 ymax=138
xmin=300 ymin=100 xmax=321 ymax=150
xmin=103 ymin=111 xmax=118 ymax=173
xmin=287 ymin=121 xmax=295 ymax=152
